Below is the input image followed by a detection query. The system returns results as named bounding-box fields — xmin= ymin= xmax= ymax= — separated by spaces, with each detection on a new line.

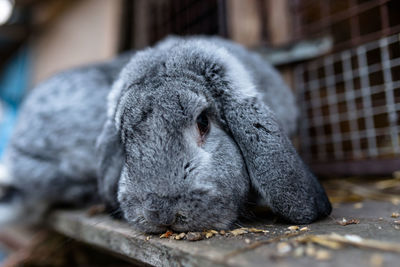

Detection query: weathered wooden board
xmin=48 ymin=200 xmax=400 ymax=267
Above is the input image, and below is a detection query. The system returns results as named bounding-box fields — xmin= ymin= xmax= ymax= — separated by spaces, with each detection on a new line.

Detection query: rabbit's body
xmin=3 ymin=55 xmax=130 ymax=204
xmin=0 ymin=36 xmax=330 ymax=232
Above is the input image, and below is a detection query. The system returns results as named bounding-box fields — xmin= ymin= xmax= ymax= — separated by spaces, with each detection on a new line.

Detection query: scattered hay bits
xmin=305 ymin=244 xmax=316 ymax=257
xmin=145 ymin=236 xmax=151 ymax=241
xmin=230 ymin=228 xmax=248 ymax=236
xmin=248 ymin=228 xmax=269 ymax=233
xmin=370 ymin=254 xmax=384 ymax=267
xmin=337 ymin=217 xmax=360 ymax=226
xmin=353 ymin=202 xmax=363 ymax=209
xmin=287 ymin=226 xmax=300 ymax=231
xmin=293 ymin=247 xmax=305 ymax=258
xmin=276 ymin=242 xmax=292 ymax=255
xmin=315 ymin=250 xmax=331 ymax=261
xmin=219 ymin=230 xmax=226 ymax=235
xmin=394 ymin=220 xmax=400 ymax=225
xmin=391 ymin=212 xmax=400 ymax=218
xmin=390 ymin=199 xmax=400 ymax=205
xmin=296 ymin=234 xmax=342 ymax=249
xmin=344 ymin=234 xmax=363 ymax=243
xmin=346 ymin=218 xmax=360 ymax=225
xmin=174 ymin=233 xmax=186 ymax=240
xmin=244 ymin=238 xmax=251 ymax=244
xmin=300 ymin=227 xmax=309 ymax=232
xmin=160 ymin=231 xmax=173 ymax=239
xmin=186 ymin=232 xmax=203 ymax=241
xmin=204 ymin=230 xmax=216 ymax=239
xmin=297 ymin=233 xmax=400 ymax=254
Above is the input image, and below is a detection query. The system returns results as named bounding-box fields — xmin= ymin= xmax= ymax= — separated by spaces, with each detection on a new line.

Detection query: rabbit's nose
xmin=144 ymin=208 xmax=176 ymax=226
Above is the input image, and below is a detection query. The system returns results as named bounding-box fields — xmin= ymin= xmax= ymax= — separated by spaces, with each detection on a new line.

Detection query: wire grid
xmin=147 ymin=0 xmax=227 ymax=45
xmin=291 ymin=0 xmax=400 ymax=52
xmin=296 ymin=34 xmax=400 ymax=163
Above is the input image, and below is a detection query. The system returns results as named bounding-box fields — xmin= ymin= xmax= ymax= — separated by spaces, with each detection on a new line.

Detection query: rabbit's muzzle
xmin=142 ymin=195 xmax=180 ymax=227
xmin=143 ymin=208 xmax=176 ymax=226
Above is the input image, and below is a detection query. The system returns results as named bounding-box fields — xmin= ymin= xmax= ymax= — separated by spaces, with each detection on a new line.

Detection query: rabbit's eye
xmin=196 ymin=111 xmax=210 ymax=138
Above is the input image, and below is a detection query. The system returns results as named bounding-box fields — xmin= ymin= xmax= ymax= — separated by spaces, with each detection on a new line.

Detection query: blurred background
xmin=0 ymin=0 xmax=399 ymax=175
xmin=0 ymin=0 xmax=399 ymax=265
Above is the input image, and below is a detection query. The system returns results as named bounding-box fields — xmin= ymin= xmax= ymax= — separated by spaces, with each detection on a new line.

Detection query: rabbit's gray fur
xmin=0 ymin=36 xmax=331 ymax=232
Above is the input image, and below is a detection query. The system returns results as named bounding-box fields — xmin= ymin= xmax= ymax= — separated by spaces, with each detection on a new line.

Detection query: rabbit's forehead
xmin=110 ymin=74 xmax=208 ymax=128
xmin=126 ymin=84 xmax=208 ymax=117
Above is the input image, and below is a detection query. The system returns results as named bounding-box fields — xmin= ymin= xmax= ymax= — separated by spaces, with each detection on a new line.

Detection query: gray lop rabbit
xmin=0 ymin=36 xmax=331 ymax=233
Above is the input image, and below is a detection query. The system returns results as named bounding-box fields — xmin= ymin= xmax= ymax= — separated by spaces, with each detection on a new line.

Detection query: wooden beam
xmin=44 ymin=203 xmax=400 ymax=266
xmin=226 ymin=0 xmax=262 ymax=47
xmin=266 ymin=0 xmax=292 ymax=46
xmin=30 ymin=0 xmax=122 ymax=85
xmin=132 ymin=0 xmax=151 ymax=49
xmin=255 ymin=36 xmax=333 ymax=66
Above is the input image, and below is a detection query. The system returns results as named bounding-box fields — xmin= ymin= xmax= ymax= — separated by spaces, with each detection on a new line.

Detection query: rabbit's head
xmin=98 ymin=39 xmax=331 ymax=233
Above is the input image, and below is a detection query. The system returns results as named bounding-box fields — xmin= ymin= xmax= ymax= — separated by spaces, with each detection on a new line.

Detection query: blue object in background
xmin=0 ymin=247 xmax=6 ymax=263
xmin=0 ymin=46 xmax=30 ymax=157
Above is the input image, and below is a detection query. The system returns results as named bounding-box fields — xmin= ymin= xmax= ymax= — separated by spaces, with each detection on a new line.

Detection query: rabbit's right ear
xmin=96 ymin=79 xmax=126 ymax=211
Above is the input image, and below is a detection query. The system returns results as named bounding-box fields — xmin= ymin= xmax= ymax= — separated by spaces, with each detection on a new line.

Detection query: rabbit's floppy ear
xmin=96 ymin=79 xmax=126 ymax=211
xmin=96 ymin=119 xmax=124 ymax=211
xmin=199 ymin=45 xmax=331 ymax=223
xmin=222 ymin=98 xmax=331 ymax=223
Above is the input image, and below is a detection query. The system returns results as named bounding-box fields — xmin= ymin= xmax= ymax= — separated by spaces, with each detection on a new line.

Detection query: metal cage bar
xmin=291 ymin=0 xmax=399 ymax=52
xmin=297 ymin=34 xmax=400 ymax=174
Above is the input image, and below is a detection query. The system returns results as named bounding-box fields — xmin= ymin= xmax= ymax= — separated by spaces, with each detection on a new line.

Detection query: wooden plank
xmin=266 ymin=0 xmax=292 ymax=46
xmin=31 ymin=0 xmax=122 ymax=85
xmin=132 ymin=0 xmax=151 ymax=49
xmin=255 ymin=36 xmax=333 ymax=66
xmin=226 ymin=0 xmax=262 ymax=47
xmin=264 ymin=0 xmax=294 ymax=89
xmin=49 ymin=210 xmax=228 ymax=267
xmin=47 ymin=202 xmax=400 ymax=267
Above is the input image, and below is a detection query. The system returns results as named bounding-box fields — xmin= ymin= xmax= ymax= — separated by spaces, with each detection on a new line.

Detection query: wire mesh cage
xmin=124 ymin=0 xmax=400 ymax=176
xmin=290 ymin=0 xmax=400 ymax=175
xmin=147 ymin=0 xmax=227 ymax=44
xmin=291 ymin=0 xmax=400 ymax=52
xmin=295 ymin=34 xmax=400 ymax=175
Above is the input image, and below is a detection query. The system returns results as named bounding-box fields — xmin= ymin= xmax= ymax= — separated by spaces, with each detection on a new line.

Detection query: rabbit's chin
xmin=131 ymin=221 xmax=233 ymax=234
xmin=126 ymin=212 xmax=236 ymax=234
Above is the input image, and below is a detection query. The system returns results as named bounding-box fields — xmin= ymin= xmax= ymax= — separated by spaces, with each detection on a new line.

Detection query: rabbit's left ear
xmin=201 ymin=46 xmax=331 ymax=223
xmin=222 ymin=97 xmax=331 ymax=223
xmin=96 ymin=118 xmax=124 ymax=211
